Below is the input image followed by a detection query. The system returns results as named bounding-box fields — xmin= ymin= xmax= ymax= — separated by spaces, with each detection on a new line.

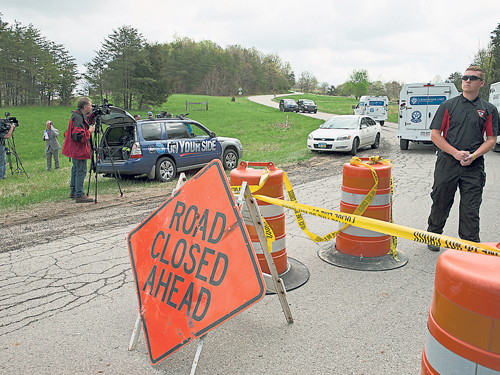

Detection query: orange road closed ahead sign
xmin=128 ymin=159 xmax=265 ymax=365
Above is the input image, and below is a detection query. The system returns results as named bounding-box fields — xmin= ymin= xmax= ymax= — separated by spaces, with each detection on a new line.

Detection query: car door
xmin=359 ymin=117 xmax=371 ymax=146
xmin=187 ymin=123 xmax=222 ymax=165
xmin=164 ymin=122 xmax=197 ymax=168
xmin=365 ymin=117 xmax=378 ymax=144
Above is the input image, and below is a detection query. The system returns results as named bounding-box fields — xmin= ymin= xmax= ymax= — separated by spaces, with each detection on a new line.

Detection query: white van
xmin=397 ymin=83 xmax=459 ymax=150
xmin=488 ymin=81 xmax=500 ymax=152
xmin=353 ymin=96 xmax=388 ymax=125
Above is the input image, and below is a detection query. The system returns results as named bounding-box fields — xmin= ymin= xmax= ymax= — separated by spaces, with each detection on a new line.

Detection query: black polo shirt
xmin=430 ymin=94 xmax=498 ymax=153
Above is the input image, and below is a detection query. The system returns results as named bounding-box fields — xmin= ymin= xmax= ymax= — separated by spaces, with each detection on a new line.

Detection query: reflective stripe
xmin=339 ymin=222 xmax=388 ymax=238
xmin=251 ymin=236 xmax=286 ymax=254
xmin=255 ymin=203 xmax=284 ymax=217
xmin=341 ymin=191 xmax=391 ymax=206
xmin=424 ymin=329 xmax=500 ymax=375
xmin=238 ymin=199 xmax=284 ymax=219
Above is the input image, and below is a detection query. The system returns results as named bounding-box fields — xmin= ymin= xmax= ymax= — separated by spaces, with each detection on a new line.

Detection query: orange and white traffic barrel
xmin=230 ymin=161 xmax=309 ymax=292
xmin=336 ymin=158 xmax=392 ymax=257
xmin=230 ymin=161 xmax=287 ymax=274
xmin=421 ymin=244 xmax=500 ymax=374
xmin=318 ymin=157 xmax=407 ymax=271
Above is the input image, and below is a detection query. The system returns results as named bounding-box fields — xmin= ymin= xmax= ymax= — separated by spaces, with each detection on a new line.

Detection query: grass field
xmin=275 ymin=94 xmax=399 ymax=123
xmin=0 ymin=95 xmax=325 ymax=212
xmin=0 ymin=93 xmax=400 ymax=212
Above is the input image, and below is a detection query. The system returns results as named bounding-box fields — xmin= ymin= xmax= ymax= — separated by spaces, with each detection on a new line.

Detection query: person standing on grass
xmin=426 ymin=66 xmax=499 ymax=251
xmin=43 ymin=120 xmax=61 ymax=171
xmin=0 ymin=120 xmax=15 ymax=180
xmin=61 ymin=97 xmax=96 ymax=203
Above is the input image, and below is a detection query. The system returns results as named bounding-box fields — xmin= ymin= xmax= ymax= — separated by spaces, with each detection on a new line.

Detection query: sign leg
xmin=190 ymin=334 xmax=207 ymax=375
xmin=128 ymin=313 xmax=142 ymax=351
xmin=242 ymin=183 xmax=294 ymax=323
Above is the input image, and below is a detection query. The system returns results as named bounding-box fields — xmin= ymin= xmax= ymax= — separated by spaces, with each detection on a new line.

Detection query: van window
xmin=141 ymin=123 xmax=162 ymax=141
xmin=166 ymin=123 xmax=190 ymax=139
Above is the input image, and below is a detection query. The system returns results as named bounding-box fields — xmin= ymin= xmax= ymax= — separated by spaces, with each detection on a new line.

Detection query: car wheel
xmin=350 ymin=138 xmax=359 ymax=155
xmin=155 ymin=157 xmax=176 ymax=182
xmin=371 ymin=133 xmax=380 ymax=149
xmin=380 ymin=121 xmax=385 ymax=126
xmin=223 ymin=149 xmax=238 ymax=170
xmin=314 ymin=110 xmax=317 ymax=114
xmin=400 ymin=138 xmax=409 ymax=150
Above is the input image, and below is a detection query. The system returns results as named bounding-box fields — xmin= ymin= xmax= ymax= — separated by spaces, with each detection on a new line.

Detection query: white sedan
xmin=307 ymin=115 xmax=381 ymax=155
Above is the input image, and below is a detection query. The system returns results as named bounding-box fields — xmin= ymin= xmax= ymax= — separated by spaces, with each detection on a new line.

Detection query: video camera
xmin=155 ymin=111 xmax=173 ymax=119
xmin=0 ymin=112 xmax=19 ymax=133
xmin=92 ymin=98 xmax=112 ymax=117
xmin=91 ymin=99 xmax=113 ymax=134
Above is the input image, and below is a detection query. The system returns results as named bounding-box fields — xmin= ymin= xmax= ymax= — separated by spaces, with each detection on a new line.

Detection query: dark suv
xmin=279 ymin=99 xmax=299 ymax=112
xmin=297 ymin=99 xmax=317 ymax=113
xmin=96 ymin=108 xmax=243 ymax=182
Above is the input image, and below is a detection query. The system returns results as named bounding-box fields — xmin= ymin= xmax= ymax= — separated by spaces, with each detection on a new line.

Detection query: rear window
xmin=141 ymin=123 xmax=162 ymax=141
xmin=106 ymin=127 xmax=133 ymax=144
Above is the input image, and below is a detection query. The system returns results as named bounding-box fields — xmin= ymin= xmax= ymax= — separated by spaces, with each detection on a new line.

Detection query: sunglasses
xmin=462 ymin=75 xmax=483 ymax=81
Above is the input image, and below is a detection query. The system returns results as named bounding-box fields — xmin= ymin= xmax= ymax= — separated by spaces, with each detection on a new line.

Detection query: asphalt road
xmin=1 ymin=98 xmax=500 ymax=374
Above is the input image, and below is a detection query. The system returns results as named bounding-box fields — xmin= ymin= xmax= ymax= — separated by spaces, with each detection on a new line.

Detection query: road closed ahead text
xmin=142 ymin=201 xmax=229 ymax=322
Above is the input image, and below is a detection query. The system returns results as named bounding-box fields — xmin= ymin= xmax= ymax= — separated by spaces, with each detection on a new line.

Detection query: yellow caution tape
xmin=262 ymin=216 xmax=275 ymax=253
xmin=252 ymin=193 xmax=500 ymax=257
xmin=282 ymin=156 xmax=401 ymax=259
xmin=232 ymin=157 xmax=499 ymax=257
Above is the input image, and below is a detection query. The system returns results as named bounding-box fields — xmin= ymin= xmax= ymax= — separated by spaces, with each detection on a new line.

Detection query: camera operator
xmin=61 ymin=97 xmax=95 ymax=203
xmin=0 ymin=120 xmax=15 ymax=180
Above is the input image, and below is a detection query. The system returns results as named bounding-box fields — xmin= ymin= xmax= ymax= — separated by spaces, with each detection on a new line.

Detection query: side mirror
xmin=210 ymin=132 xmax=216 ymax=138
xmin=352 ymin=105 xmax=356 ymax=109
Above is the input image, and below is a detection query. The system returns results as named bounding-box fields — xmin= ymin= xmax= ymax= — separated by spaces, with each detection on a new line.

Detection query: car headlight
xmin=308 ymin=133 xmax=313 ymax=140
xmin=337 ymin=135 xmax=351 ymax=141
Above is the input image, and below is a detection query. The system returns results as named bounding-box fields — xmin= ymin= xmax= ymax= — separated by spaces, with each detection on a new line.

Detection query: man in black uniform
xmin=427 ymin=66 xmax=498 ymax=251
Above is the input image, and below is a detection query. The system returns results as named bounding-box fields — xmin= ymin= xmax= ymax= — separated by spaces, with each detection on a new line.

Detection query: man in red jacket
xmin=62 ymin=97 xmax=95 ymax=203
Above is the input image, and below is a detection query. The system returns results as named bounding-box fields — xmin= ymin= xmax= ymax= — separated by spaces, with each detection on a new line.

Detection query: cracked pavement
xmin=1 ymin=121 xmax=499 ymax=374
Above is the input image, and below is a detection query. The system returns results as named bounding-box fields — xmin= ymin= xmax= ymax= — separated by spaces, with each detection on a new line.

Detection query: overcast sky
xmin=1 ymin=0 xmax=499 ymax=87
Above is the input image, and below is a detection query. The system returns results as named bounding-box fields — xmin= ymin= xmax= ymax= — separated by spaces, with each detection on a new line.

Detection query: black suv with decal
xmin=96 ymin=108 xmax=243 ymax=182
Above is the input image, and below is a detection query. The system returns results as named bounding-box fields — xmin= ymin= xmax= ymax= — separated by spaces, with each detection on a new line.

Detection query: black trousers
xmin=427 ymin=151 xmax=486 ymax=242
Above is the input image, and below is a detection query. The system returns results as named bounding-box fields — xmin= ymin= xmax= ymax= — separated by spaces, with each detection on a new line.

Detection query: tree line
xmin=83 ymin=26 xmax=294 ymax=110
xmin=1 ymin=15 xmax=500 ymax=108
xmin=0 ymin=14 xmax=77 ymax=107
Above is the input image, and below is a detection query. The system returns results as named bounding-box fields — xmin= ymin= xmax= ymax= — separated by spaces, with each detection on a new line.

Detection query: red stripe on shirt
xmin=483 ymin=114 xmax=494 ymax=136
xmin=440 ymin=109 xmax=450 ymax=139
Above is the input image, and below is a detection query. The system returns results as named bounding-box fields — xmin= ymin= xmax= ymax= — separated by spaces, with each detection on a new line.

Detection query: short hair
xmin=466 ymin=66 xmax=485 ymax=80
xmin=48 ymin=121 xmax=53 ymax=126
xmin=77 ymin=97 xmax=91 ymax=110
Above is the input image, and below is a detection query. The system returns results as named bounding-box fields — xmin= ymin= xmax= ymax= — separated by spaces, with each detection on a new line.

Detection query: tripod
xmin=5 ymin=134 xmax=29 ymax=178
xmin=86 ymin=114 xmax=123 ymax=202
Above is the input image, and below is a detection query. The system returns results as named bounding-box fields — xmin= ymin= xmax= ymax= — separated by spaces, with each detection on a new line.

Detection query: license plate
xmin=318 ymin=143 xmax=327 ymax=148
xmin=421 ymin=131 xmax=430 ymax=136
